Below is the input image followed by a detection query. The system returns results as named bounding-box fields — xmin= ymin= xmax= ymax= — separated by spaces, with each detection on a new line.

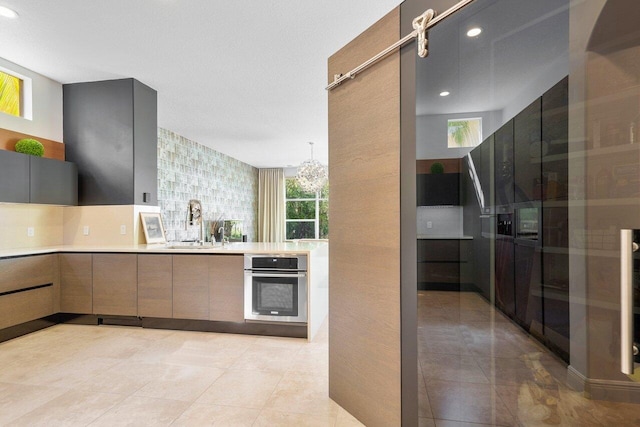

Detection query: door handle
xmin=620 ymin=229 xmax=635 ymax=375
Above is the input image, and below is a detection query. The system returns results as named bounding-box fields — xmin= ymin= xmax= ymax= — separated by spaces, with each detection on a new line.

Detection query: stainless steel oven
xmin=244 ymin=254 xmax=307 ymax=323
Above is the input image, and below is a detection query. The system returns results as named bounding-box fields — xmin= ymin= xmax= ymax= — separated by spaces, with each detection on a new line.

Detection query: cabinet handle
xmin=620 ymin=229 xmax=635 ymax=375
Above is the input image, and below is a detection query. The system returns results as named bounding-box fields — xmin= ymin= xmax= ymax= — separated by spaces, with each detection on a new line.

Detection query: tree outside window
xmin=285 ymin=178 xmax=328 ymax=240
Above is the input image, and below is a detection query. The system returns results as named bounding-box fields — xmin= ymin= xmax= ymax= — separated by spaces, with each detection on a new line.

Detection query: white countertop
xmin=0 ymin=241 xmax=328 ymax=258
xmin=417 ymin=235 xmax=473 ymax=240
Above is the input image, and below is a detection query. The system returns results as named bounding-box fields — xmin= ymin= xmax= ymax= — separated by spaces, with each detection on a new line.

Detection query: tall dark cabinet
xmin=514 ymin=99 xmax=543 ymax=203
xmin=63 ymin=78 xmax=157 ymax=206
xmin=541 ymin=77 xmax=570 ymax=360
xmin=494 ymin=120 xmax=514 ymax=208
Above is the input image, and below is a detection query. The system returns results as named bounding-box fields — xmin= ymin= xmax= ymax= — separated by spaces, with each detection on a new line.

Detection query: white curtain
xmin=258 ymin=168 xmax=286 ymax=242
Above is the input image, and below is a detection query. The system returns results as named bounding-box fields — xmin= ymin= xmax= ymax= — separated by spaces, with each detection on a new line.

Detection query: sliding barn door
xmin=328 ymin=7 xmax=405 ymax=427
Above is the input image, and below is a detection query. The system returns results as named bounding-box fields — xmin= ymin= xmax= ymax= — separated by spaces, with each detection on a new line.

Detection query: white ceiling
xmin=0 ymin=0 xmax=402 ymax=168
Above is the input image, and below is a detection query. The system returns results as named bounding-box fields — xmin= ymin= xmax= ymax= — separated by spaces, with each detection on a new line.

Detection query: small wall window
xmin=0 ymin=66 xmax=32 ymax=120
xmin=448 ymin=117 xmax=482 ymax=148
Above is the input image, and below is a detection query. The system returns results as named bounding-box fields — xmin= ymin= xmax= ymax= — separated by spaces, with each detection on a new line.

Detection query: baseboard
xmin=567 ymin=365 xmax=640 ymax=403
xmin=142 ymin=317 xmax=307 ymax=338
xmin=0 ymin=315 xmax=58 ymax=343
xmin=418 ymin=282 xmax=480 ymax=292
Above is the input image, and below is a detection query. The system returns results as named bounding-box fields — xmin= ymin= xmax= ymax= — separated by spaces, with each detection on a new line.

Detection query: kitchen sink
xmin=164 ymin=243 xmax=223 ymax=250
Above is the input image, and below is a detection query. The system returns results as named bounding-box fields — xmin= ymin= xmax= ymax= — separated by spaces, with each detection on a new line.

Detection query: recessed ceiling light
xmin=466 ymin=27 xmax=482 ymax=37
xmin=440 ymin=91 xmax=450 ymax=97
xmin=0 ymin=5 xmax=18 ymax=19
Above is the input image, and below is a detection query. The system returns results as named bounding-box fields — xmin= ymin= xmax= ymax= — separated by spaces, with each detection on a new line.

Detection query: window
xmin=0 ymin=69 xmax=21 ymax=117
xmin=285 ymin=178 xmax=328 ymax=240
xmin=448 ymin=117 xmax=482 ymax=148
xmin=0 ymin=66 xmax=32 ymax=120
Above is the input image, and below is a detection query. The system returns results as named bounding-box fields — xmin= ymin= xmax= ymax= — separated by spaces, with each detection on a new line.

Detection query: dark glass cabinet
xmin=514 ymin=99 xmax=543 ymax=203
xmin=494 ymin=120 xmax=514 ymax=207
xmin=417 ymin=173 xmax=460 ymax=206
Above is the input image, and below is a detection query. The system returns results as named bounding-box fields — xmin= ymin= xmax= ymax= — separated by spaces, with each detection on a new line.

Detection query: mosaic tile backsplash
xmin=157 ymin=128 xmax=258 ymax=242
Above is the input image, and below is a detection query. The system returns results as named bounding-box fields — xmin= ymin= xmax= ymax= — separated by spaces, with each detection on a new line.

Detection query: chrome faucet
xmin=218 ymin=226 xmax=227 ymax=246
xmin=186 ymin=199 xmax=204 ymax=244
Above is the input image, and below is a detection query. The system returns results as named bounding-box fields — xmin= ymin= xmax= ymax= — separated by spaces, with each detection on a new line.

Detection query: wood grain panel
xmin=173 ymin=255 xmax=209 ymax=320
xmin=328 ymin=7 xmax=402 ymax=427
xmin=59 ymin=253 xmax=93 ymax=313
xmin=0 ymin=128 xmax=64 ymax=160
xmin=0 ymin=286 xmax=54 ymax=329
xmin=417 ymin=158 xmax=462 ymax=174
xmin=0 ymin=254 xmax=55 ymax=293
xmin=138 ymin=254 xmax=173 ymax=318
xmin=92 ymin=254 xmax=137 ymax=316
xmin=209 ymin=255 xmax=244 ymax=322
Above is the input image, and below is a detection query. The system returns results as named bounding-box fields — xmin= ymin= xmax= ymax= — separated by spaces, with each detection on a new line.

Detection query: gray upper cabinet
xmin=63 ymin=78 xmax=157 ymax=206
xmin=0 ymin=150 xmax=77 ymax=205
xmin=30 ymin=156 xmax=78 ymax=205
xmin=0 ymin=150 xmax=29 ymax=203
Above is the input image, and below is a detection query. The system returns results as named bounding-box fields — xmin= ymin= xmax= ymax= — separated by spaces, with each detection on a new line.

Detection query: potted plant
xmin=15 ymin=138 xmax=44 ymax=157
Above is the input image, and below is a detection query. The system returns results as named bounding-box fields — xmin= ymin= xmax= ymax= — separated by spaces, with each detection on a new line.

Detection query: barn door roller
xmin=326 ymin=0 xmax=476 ymax=91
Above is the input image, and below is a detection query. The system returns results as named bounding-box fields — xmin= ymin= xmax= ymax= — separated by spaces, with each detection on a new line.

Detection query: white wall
xmin=0 ymin=57 xmax=63 ymax=141
xmin=416 ymin=110 xmax=502 ymax=160
xmin=417 ymin=206 xmax=463 ymax=236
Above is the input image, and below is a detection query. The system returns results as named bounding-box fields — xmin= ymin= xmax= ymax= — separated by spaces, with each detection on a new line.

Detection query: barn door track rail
xmin=326 ymin=0 xmax=475 ymax=91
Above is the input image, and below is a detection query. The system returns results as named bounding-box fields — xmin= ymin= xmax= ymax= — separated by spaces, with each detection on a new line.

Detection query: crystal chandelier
xmin=296 ymin=142 xmax=328 ymax=193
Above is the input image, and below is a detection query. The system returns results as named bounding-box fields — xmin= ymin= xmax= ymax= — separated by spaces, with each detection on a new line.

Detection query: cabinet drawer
xmin=417 ymin=240 xmax=460 ymax=262
xmin=0 ymin=255 xmax=55 ymax=294
xmin=418 ymin=262 xmax=460 ymax=283
xmin=0 ymin=285 xmax=54 ymax=329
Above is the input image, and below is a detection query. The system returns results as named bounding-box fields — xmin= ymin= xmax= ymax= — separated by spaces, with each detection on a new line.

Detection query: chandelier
xmin=296 ymin=142 xmax=328 ymax=193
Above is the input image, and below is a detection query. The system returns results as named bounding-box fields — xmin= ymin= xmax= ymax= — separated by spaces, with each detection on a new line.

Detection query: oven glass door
xmin=253 ymin=276 xmax=298 ymax=317
xmin=245 ymin=272 xmax=307 ymax=323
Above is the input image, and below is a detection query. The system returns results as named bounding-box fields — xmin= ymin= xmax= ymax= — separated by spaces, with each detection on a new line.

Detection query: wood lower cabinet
xmin=59 ymin=253 xmax=93 ymax=314
xmin=0 ymin=254 xmax=57 ymax=329
xmin=138 ymin=255 xmax=173 ymax=318
xmin=92 ymin=254 xmax=137 ymax=316
xmin=209 ymin=255 xmax=244 ymax=322
xmin=173 ymin=255 xmax=209 ymax=320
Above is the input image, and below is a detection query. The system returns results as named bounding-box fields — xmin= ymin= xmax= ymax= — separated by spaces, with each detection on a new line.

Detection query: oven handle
xmin=246 ymin=272 xmax=307 ymax=278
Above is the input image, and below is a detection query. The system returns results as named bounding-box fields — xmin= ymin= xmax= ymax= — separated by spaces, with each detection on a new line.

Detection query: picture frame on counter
xmin=140 ymin=212 xmax=167 ymax=244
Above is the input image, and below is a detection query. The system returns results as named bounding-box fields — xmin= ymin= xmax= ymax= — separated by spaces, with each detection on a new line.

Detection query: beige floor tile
xmin=287 ymin=347 xmax=329 ymax=376
xmin=88 ymin=395 xmax=189 ymax=426
xmin=265 ymin=371 xmax=339 ymax=417
xmin=419 ymin=418 xmax=436 ymax=427
xmin=134 ymin=364 xmax=225 ymax=402
xmin=196 ymin=369 xmax=282 ymax=408
xmin=6 ymin=390 xmax=125 ymax=427
xmin=0 ymin=382 xmax=68 ymax=424
xmin=419 ymin=371 xmax=434 ymax=418
xmin=169 ymin=403 xmax=260 ymax=426
xmin=75 ymin=360 xmax=172 ymax=395
xmin=434 ymin=420 xmax=496 ymax=427
xmin=231 ymin=343 xmax=301 ymax=372
xmin=426 ymin=380 xmax=515 ymax=426
xmin=335 ymin=407 xmax=365 ymax=426
xmin=590 ymin=399 xmax=640 ymax=426
xmin=420 ymin=353 xmax=489 ymax=384
xmin=418 ymin=335 xmax=471 ymax=356
xmin=19 ymin=357 xmax=122 ymax=388
xmin=476 ymin=354 xmax=562 ymax=388
xmin=253 ymin=409 xmax=336 ymax=427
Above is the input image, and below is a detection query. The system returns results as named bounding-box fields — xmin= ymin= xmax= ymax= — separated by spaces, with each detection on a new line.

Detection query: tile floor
xmin=0 ymin=321 xmax=362 ymax=426
xmin=418 ymin=291 xmax=640 ymax=427
xmin=1 ymin=293 xmax=639 ymax=426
